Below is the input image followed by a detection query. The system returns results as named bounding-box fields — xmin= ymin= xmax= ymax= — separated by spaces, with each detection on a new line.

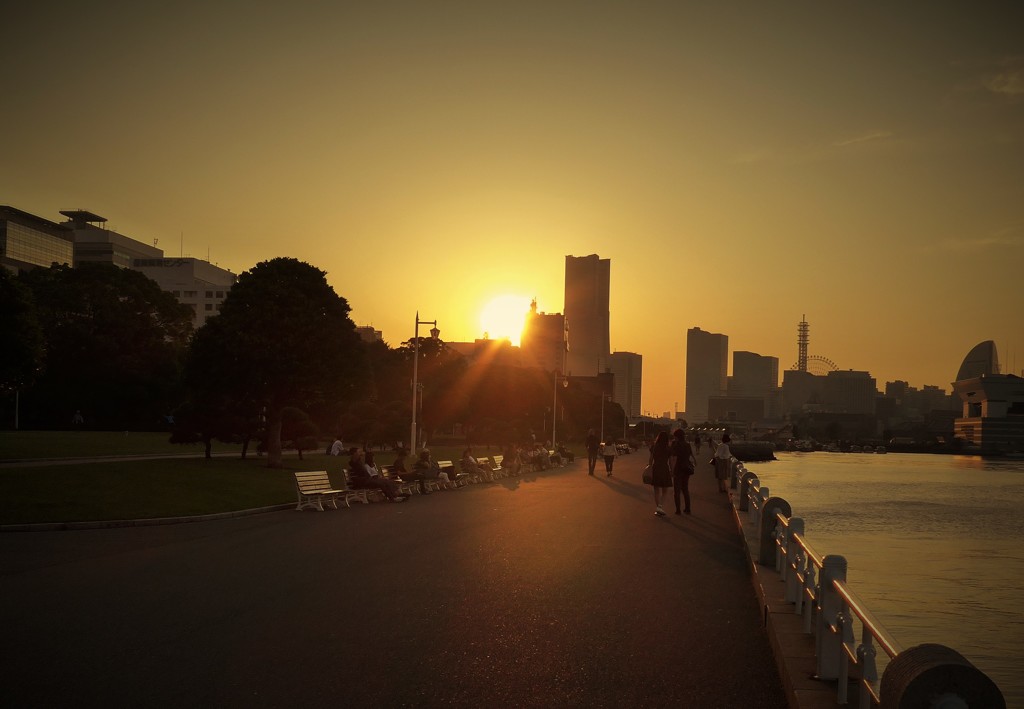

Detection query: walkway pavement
xmin=0 ymin=453 xmax=787 ymax=707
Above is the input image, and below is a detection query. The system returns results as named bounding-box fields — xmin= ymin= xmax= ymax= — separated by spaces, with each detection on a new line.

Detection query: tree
xmin=0 ymin=269 xmax=43 ymax=395
xmin=18 ymin=263 xmax=193 ymax=429
xmin=186 ymin=258 xmax=367 ymax=467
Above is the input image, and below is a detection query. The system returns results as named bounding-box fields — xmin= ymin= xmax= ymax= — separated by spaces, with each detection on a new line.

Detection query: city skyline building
xmin=520 ymin=299 xmax=567 ymax=373
xmin=609 ymin=351 xmax=642 ymax=421
xmin=5 ymin=205 xmax=236 ymax=329
xmin=685 ymin=326 xmax=728 ymax=423
xmin=0 ymin=206 xmax=74 ymax=274
xmin=133 ymin=257 xmax=237 ymax=328
xmin=60 ymin=209 xmax=163 ymax=267
xmin=563 ymin=254 xmax=610 ymax=377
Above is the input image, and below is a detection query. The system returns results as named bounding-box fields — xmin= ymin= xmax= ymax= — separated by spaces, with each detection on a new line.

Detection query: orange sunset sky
xmin=3 ymin=2 xmax=1023 ymax=416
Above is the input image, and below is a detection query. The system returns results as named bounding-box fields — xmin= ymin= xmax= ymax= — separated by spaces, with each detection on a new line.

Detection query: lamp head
xmin=429 ymin=326 xmax=440 ymax=340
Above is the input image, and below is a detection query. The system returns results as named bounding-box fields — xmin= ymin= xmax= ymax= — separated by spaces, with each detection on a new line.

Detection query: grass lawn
xmin=0 ymin=454 xmax=349 ymax=524
xmin=0 ymin=430 xmax=243 ymax=460
xmin=0 ymin=437 xmax=584 ymax=525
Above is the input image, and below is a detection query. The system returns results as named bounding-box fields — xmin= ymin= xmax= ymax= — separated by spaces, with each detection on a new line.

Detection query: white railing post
xmin=856 ymin=629 xmax=878 ymax=709
xmin=759 ymin=497 xmax=792 ymax=567
xmin=785 ymin=518 xmax=804 ymax=603
xmin=802 ymin=564 xmax=816 ymax=634
xmin=739 ymin=472 xmax=758 ymax=512
xmin=816 ymin=554 xmax=847 ymax=680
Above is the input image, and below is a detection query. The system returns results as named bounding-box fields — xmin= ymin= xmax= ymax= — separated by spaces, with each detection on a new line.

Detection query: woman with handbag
xmin=671 ymin=428 xmax=695 ymax=515
xmin=648 ymin=431 xmax=673 ymax=516
xmin=713 ymin=434 xmax=732 ymax=493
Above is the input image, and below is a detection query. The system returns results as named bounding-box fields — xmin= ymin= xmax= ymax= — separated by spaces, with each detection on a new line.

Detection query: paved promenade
xmin=1 ymin=453 xmax=787 ymax=708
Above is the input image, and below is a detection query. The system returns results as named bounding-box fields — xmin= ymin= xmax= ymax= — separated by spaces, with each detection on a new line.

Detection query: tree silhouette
xmin=186 ymin=258 xmax=366 ymax=467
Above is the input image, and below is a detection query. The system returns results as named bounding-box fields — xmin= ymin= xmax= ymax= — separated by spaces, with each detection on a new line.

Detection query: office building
xmin=823 ymin=370 xmax=877 ymax=415
xmin=609 ymin=351 xmax=642 ymax=421
xmin=355 ymin=326 xmax=384 ymax=344
xmin=563 ymin=254 xmax=610 ymax=376
xmin=685 ymin=327 xmax=728 ymax=423
xmin=729 ymin=350 xmax=781 ymax=419
xmin=0 ymin=206 xmax=74 ymax=273
xmin=60 ymin=210 xmax=163 ymax=267
xmin=133 ymin=257 xmax=237 ymax=328
xmin=520 ymin=299 xmax=567 ymax=372
xmin=953 ymin=340 xmax=1024 ymax=453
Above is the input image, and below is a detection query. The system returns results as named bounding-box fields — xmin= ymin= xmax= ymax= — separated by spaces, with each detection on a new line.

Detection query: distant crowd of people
xmin=328 ymin=426 xmax=735 ymax=519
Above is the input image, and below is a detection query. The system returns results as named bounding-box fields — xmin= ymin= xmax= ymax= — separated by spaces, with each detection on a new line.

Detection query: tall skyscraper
xmin=563 ymin=254 xmax=610 ymax=377
xmin=729 ymin=350 xmax=781 ymax=418
xmin=685 ymin=327 xmax=728 ymax=423
xmin=609 ymin=351 xmax=642 ymax=421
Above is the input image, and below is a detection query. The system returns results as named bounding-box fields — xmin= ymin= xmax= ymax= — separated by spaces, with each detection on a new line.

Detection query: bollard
xmin=739 ymin=472 xmax=758 ymax=512
xmin=730 ymin=459 xmax=741 ymax=489
xmin=757 ymin=496 xmax=792 ymax=566
xmin=879 ymin=643 xmax=1005 ymax=709
xmin=816 ymin=554 xmax=847 ymax=680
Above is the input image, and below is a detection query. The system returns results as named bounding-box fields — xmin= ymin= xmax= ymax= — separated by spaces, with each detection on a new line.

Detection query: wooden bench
xmin=474 ymin=456 xmax=494 ymax=482
xmin=437 ymin=460 xmax=466 ymax=487
xmin=380 ymin=465 xmax=419 ymax=496
xmin=343 ymin=472 xmax=383 ymax=504
xmin=294 ymin=471 xmax=354 ymax=511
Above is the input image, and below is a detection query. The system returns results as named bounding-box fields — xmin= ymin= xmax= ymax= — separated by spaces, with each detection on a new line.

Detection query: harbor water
xmin=742 ymin=452 xmax=1024 ymax=707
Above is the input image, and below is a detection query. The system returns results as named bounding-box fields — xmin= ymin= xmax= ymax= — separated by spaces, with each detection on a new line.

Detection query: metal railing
xmin=731 ymin=459 xmax=1005 ymax=708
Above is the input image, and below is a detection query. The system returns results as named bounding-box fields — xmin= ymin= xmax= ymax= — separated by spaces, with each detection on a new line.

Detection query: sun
xmin=479 ymin=294 xmax=532 ymax=346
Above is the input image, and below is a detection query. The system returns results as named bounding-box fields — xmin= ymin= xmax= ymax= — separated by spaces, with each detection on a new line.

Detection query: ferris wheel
xmin=789 ymin=355 xmax=838 ymax=376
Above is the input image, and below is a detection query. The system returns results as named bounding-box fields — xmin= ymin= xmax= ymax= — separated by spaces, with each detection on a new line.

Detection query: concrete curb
xmin=0 ymin=503 xmax=294 ymax=533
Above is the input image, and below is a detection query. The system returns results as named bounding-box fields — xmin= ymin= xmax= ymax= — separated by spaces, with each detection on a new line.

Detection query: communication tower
xmin=797 ymin=315 xmax=809 ymax=372
xmin=790 ymin=315 xmax=838 ymax=374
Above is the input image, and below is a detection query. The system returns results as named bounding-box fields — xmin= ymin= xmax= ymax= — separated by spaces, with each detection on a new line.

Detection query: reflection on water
xmin=745 ymin=452 xmax=1024 ymax=707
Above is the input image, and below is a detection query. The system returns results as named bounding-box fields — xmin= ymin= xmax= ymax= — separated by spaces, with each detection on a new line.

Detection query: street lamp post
xmin=552 ymin=372 xmax=568 ymax=447
xmin=410 ymin=312 xmax=439 ymax=451
xmin=600 ymin=394 xmax=607 ymax=443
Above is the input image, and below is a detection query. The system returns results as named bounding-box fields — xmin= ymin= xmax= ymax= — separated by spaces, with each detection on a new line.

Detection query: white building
xmin=133 ymin=257 xmax=237 ymax=328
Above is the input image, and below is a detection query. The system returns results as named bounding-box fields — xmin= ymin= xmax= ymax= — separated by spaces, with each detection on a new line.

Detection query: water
xmin=743 ymin=452 xmax=1024 ymax=707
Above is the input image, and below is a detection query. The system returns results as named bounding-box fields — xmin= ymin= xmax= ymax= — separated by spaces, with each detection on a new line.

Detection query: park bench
xmin=475 ymin=456 xmax=495 ymax=482
xmin=380 ymin=465 xmax=419 ymax=496
xmin=343 ymin=472 xmax=384 ymax=504
xmin=294 ymin=470 xmax=357 ymax=511
xmin=488 ymin=454 xmax=505 ymax=478
xmin=437 ymin=460 xmax=467 ymax=487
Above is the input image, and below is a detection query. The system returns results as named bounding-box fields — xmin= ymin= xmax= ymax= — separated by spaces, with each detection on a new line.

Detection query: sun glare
xmin=479 ymin=294 xmax=532 ymax=346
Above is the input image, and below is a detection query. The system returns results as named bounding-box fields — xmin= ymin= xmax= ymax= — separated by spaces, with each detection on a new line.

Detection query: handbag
xmin=642 ymin=463 xmax=653 ymax=485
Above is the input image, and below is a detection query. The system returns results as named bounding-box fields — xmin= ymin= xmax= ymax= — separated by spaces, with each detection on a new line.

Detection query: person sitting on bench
xmin=348 ymin=448 xmax=407 ymax=502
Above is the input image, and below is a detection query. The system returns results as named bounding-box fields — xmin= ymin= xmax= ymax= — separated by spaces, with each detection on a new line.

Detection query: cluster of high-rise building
xmin=2 ymin=205 xmax=236 ymax=328
xmin=457 ymin=254 xmax=643 ymax=424
xmin=10 ymin=208 xmax=1015 ymax=450
xmin=683 ymin=318 xmax=1023 ymax=453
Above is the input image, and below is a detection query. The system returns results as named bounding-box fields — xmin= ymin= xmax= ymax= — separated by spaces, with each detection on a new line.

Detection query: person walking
xmin=671 ymin=429 xmax=695 ymax=515
xmin=601 ymin=440 xmax=617 ymax=476
xmin=648 ymin=431 xmax=673 ymax=516
xmin=586 ymin=429 xmax=600 ymax=476
xmin=713 ymin=434 xmax=732 ymax=493
xmin=693 ymin=432 xmax=701 ymax=454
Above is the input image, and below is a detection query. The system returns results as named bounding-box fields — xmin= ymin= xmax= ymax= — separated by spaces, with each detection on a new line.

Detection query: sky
xmin=4 ymin=1 xmax=1023 ymax=417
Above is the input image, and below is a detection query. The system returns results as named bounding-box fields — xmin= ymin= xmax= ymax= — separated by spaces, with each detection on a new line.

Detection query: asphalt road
xmin=1 ymin=453 xmax=787 ymax=708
